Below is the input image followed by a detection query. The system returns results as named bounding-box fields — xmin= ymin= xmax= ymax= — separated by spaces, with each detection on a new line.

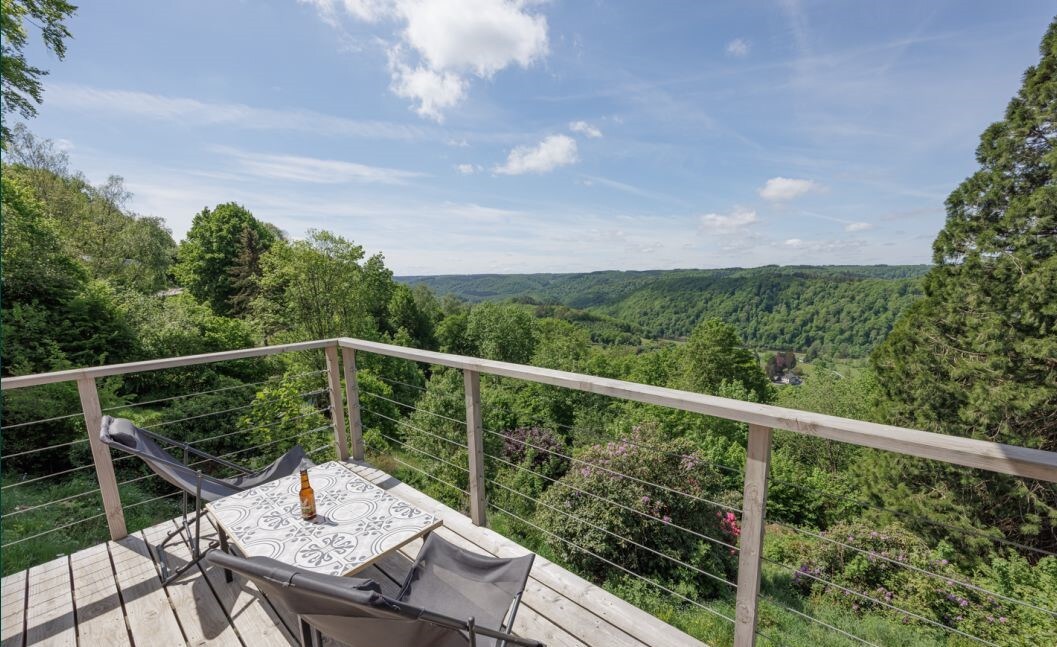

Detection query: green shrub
xmin=768 ymin=520 xmax=1057 ymax=646
xmin=535 ymin=425 xmax=736 ymax=598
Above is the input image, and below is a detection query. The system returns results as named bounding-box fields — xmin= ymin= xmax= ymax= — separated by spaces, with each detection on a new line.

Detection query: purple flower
xmin=662 ymin=515 xmax=671 ymax=523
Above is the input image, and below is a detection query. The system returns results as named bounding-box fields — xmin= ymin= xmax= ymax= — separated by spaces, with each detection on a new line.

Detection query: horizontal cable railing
xmin=0 ymin=345 xmax=341 ymax=563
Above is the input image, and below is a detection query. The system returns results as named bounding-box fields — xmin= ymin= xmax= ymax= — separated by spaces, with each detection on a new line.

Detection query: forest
xmin=2 ymin=13 xmax=1057 ymax=647
xmin=403 ymin=266 xmax=928 ymax=358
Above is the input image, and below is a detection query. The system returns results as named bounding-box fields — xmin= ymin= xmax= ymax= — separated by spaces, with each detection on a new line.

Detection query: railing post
xmin=340 ymin=347 xmax=365 ymax=461
xmin=734 ymin=424 xmax=773 ymax=647
xmin=324 ymin=345 xmax=349 ymax=461
xmin=463 ymin=369 xmax=487 ymax=526
xmin=77 ymin=375 xmax=127 ymax=540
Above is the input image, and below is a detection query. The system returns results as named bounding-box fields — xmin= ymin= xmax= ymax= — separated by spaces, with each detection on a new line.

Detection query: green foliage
xmin=237 ymin=373 xmax=334 ymax=467
xmin=5 ymin=129 xmax=177 ymax=292
xmin=871 ymin=20 xmax=1057 ymax=554
xmin=227 ymin=223 xmax=271 ymax=317
xmin=0 ymin=0 xmax=76 ymax=145
xmin=536 ymin=426 xmax=736 ymax=598
xmin=678 ymin=319 xmax=772 ymax=402
xmin=387 ymin=284 xmax=436 ymax=349
xmin=175 ymin=203 xmax=277 ymax=315
xmin=253 ymin=230 xmax=390 ymax=342
xmin=766 ymin=521 xmax=1057 ymax=646
xmin=404 ymin=265 xmax=927 ymax=358
xmin=1 ymin=473 xmax=178 ymax=577
xmin=114 ymin=292 xmax=262 ymax=399
xmin=0 ymin=171 xmax=84 ymax=307
xmin=1 ymin=173 xmax=138 ymax=378
xmin=465 ymin=302 xmax=537 ymax=363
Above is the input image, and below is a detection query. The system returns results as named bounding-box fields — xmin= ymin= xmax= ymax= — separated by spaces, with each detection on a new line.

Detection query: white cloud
xmin=699 ymin=207 xmax=758 ymax=233
xmin=759 ymin=176 xmax=821 ymax=201
xmin=388 ymin=52 xmax=467 ymax=121
xmin=47 ymin=84 xmax=428 ymax=141
xmin=456 ymin=163 xmax=481 ymax=174
xmin=726 ymin=38 xmax=750 ymax=57
xmin=307 ymin=0 xmax=549 ymax=120
xmin=569 ymin=120 xmax=602 ymax=138
xmin=495 ymin=134 xmax=578 ymax=175
xmin=844 ymin=221 xmax=873 ymax=232
xmin=299 ymin=0 xmax=395 ymax=23
xmin=214 ymin=147 xmax=424 ymax=184
xmin=784 ymin=238 xmax=804 ymax=247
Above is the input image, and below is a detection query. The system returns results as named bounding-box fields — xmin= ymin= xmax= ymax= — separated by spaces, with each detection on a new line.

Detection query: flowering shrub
xmin=535 ymin=425 xmax=736 ymax=598
xmin=766 ymin=520 xmax=1057 ymax=645
xmin=490 ymin=426 xmax=571 ymax=523
xmin=501 ymin=426 xmax=569 ymax=478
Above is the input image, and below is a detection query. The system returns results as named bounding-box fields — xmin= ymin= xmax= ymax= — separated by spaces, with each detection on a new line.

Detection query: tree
xmin=387 ymin=284 xmax=435 ymax=349
xmin=227 ymin=225 xmax=267 ymax=317
xmin=252 ymin=230 xmax=389 ymax=342
xmin=679 ymin=319 xmax=771 ymax=402
xmin=0 ymin=0 xmax=76 ymax=146
xmin=174 ymin=203 xmax=277 ymax=315
xmin=465 ymin=302 xmax=537 ymax=364
xmin=4 ymin=128 xmax=177 ymax=292
xmin=870 ymin=20 xmax=1057 ymax=552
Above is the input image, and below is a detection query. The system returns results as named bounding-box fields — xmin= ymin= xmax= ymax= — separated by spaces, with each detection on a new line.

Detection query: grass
xmin=1 ymin=472 xmax=181 ymax=576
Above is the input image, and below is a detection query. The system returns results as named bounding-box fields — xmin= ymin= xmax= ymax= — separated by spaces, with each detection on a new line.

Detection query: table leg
xmin=217 ymin=526 xmax=233 ymax=583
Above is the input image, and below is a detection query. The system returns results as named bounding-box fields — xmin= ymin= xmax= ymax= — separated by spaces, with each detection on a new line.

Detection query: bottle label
xmin=301 ymin=495 xmax=316 ymax=520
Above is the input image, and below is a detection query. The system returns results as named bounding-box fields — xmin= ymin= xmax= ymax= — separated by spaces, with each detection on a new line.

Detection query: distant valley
xmin=400 ymin=265 xmax=930 ymax=358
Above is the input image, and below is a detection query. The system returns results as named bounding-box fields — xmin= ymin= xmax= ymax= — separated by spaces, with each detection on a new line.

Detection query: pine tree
xmin=870 ymin=19 xmax=1057 ymax=553
xmin=227 ymin=225 xmax=265 ymax=317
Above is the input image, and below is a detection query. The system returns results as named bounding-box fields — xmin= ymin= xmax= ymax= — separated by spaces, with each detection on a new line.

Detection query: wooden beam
xmin=335 ymin=338 xmax=1057 ymax=482
xmin=341 ymin=347 xmax=365 ymax=461
xmin=324 ymin=345 xmax=349 ymax=461
xmin=733 ymin=424 xmax=773 ymax=647
xmin=463 ymin=370 xmax=487 ymax=526
xmin=78 ymin=376 xmax=127 ymax=540
xmin=1 ymin=339 xmax=336 ymax=390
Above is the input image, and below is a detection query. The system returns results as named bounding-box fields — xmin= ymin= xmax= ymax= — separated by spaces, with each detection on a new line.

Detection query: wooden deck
xmin=0 ymin=461 xmax=705 ymax=647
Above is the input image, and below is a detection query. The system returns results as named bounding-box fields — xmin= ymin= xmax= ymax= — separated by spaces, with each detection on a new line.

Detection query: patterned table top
xmin=206 ymin=461 xmax=441 ymax=576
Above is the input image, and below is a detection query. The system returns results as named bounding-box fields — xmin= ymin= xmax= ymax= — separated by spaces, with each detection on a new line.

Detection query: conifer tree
xmin=870 ymin=19 xmax=1057 ymax=552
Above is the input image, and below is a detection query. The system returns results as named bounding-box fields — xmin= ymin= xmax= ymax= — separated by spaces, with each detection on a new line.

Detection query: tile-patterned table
xmin=206 ymin=461 xmax=441 ymax=576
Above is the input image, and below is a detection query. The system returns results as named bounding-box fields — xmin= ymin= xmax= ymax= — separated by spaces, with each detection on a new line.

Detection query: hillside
xmin=401 ymin=265 xmax=929 ymax=358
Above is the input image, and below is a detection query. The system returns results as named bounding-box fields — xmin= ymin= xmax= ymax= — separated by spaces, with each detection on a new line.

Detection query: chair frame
xmin=118 ymin=425 xmax=255 ymax=585
xmin=206 ymin=549 xmax=545 ymax=647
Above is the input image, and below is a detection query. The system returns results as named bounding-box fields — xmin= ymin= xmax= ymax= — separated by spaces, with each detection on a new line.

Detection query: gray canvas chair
xmin=100 ymin=415 xmax=310 ymax=585
xmin=206 ymin=532 xmax=542 ymax=647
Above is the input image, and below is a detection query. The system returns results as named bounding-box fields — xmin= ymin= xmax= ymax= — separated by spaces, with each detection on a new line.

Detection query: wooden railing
xmin=3 ymin=337 xmax=1056 ymax=647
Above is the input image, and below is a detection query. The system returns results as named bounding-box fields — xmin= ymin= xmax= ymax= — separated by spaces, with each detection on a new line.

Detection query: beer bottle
xmin=298 ymin=459 xmax=316 ymax=521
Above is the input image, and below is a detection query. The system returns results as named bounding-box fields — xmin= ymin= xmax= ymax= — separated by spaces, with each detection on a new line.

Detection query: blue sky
xmin=18 ymin=0 xmax=1055 ymax=274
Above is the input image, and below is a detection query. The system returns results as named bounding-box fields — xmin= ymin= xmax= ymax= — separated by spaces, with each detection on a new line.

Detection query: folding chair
xmin=100 ymin=415 xmax=310 ymax=585
xmin=207 ymin=532 xmax=541 ymax=647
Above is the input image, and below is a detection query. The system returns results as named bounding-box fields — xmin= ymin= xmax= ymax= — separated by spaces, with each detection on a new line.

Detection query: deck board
xmin=23 ymin=556 xmax=75 ymax=647
xmin=195 ymin=519 xmax=298 ymax=647
xmin=139 ymin=521 xmax=243 ymax=647
xmin=109 ymin=526 xmax=188 ymax=647
xmin=1 ymin=571 xmax=26 ymax=647
xmin=69 ymin=543 xmax=131 ymax=647
xmin=10 ymin=461 xmax=708 ymax=647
